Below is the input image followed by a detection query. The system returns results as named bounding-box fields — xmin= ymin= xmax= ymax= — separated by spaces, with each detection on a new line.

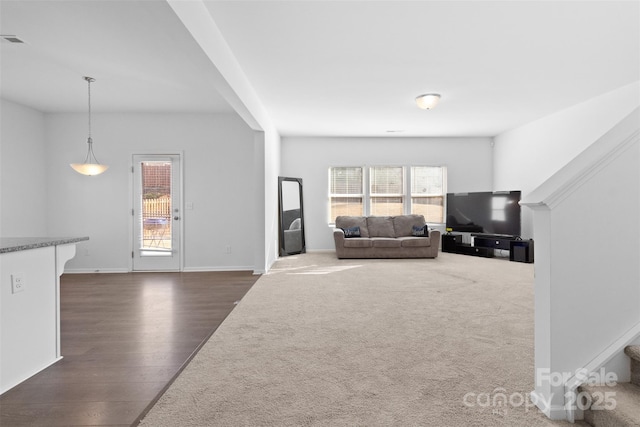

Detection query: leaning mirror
xmin=278 ymin=177 xmax=305 ymax=256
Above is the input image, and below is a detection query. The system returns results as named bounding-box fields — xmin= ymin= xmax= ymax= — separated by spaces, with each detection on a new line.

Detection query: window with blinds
xmin=411 ymin=166 xmax=445 ymax=223
xmin=370 ymin=166 xmax=404 ymax=216
xmin=329 ymin=167 xmax=363 ymax=222
xmin=329 ymin=165 xmax=446 ymax=224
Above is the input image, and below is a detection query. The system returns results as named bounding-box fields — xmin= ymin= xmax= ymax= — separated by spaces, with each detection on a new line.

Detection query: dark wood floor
xmin=0 ymin=271 xmax=258 ymax=427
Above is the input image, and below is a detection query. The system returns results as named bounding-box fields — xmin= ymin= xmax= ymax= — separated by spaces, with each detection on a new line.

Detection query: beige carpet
xmin=140 ymin=252 xmax=583 ymax=426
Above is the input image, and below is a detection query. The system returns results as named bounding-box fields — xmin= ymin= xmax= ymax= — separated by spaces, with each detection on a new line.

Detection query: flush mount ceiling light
xmin=70 ymin=76 xmax=108 ymax=176
xmin=415 ymin=93 xmax=441 ymax=110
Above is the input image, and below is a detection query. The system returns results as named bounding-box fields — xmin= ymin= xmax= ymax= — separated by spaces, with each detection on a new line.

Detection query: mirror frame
xmin=278 ymin=176 xmax=306 ymax=256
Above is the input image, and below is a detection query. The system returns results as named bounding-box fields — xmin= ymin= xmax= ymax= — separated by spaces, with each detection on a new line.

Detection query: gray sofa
xmin=333 ymin=215 xmax=440 ymax=259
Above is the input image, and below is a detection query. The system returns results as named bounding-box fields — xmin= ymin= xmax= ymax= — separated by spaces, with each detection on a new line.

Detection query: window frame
xmin=329 ymin=165 xmax=447 ymax=225
xmin=409 ymin=166 xmax=447 ymax=223
xmin=328 ymin=166 xmax=365 ymax=222
xmin=368 ymin=165 xmax=405 ymax=217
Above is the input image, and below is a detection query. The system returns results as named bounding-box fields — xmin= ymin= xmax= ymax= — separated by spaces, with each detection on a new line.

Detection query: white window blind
xmin=369 ymin=166 xmax=404 ymax=216
xmin=329 ymin=167 xmax=363 ymax=222
xmin=411 ymin=166 xmax=446 ymax=223
xmin=328 ymin=165 xmax=446 ymax=224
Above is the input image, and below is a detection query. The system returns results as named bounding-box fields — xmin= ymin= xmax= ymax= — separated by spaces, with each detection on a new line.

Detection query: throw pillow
xmin=342 ymin=226 xmax=361 ymax=238
xmin=411 ymin=225 xmax=429 ymax=237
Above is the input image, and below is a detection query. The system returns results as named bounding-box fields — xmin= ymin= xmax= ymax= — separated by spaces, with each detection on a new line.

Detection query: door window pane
xmin=141 ymin=161 xmax=172 ymax=251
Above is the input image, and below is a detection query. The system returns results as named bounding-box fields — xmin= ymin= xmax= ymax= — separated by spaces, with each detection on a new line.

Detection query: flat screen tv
xmin=446 ymin=191 xmax=521 ymax=237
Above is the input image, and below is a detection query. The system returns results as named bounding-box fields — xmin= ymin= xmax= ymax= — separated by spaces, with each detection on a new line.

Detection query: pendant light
xmin=70 ymin=76 xmax=108 ymax=176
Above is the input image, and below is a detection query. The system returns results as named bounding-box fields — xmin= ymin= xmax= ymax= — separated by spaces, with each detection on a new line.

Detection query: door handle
xmin=174 ymin=216 xmax=180 ymax=220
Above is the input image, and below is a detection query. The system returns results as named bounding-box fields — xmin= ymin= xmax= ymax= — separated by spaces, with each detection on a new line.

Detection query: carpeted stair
xmin=580 ymin=345 xmax=640 ymax=426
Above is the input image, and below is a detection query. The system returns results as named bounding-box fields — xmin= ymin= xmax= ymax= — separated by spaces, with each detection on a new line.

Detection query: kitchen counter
xmin=0 ymin=236 xmax=87 ymax=394
xmin=0 ymin=236 xmax=89 ymax=254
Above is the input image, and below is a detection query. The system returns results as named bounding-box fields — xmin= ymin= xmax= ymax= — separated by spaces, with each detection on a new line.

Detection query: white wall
xmin=38 ymin=112 xmax=257 ymax=272
xmin=493 ymin=81 xmax=640 ymax=238
xmin=166 ymin=0 xmax=283 ymax=274
xmin=264 ymin=128 xmax=281 ymax=271
xmin=0 ymin=100 xmax=48 ymax=237
xmin=281 ymin=136 xmax=493 ymax=250
xmin=253 ymin=128 xmax=281 ymax=274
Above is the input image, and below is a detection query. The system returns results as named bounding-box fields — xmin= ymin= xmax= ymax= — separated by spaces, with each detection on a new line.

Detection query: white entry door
xmin=132 ymin=154 xmax=182 ymax=271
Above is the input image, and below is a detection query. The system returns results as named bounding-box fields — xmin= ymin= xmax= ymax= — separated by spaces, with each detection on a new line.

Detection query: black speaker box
xmin=509 ymin=240 xmax=534 ymax=263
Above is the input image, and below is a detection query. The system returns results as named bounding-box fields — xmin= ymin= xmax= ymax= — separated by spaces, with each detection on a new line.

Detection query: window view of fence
xmin=141 ymin=162 xmax=172 ymax=250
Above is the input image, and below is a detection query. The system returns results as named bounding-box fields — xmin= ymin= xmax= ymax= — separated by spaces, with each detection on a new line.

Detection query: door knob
xmin=174 ymin=216 xmax=180 ymax=220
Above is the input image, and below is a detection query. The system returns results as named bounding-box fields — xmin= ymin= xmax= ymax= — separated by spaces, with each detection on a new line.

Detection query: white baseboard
xmin=182 ymin=266 xmax=254 ymax=272
xmin=63 ymin=268 xmax=129 ymax=274
xmin=66 ymin=266 xmax=256 ymax=274
xmin=1 ymin=356 xmax=63 ymax=395
xmin=530 ymin=390 xmax=567 ymax=420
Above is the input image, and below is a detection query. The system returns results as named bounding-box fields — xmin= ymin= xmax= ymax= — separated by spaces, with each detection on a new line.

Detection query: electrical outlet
xmin=11 ymin=273 xmax=25 ymax=294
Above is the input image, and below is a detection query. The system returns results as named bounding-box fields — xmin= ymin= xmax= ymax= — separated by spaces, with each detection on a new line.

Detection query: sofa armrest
xmin=333 ymin=228 xmax=348 ymax=258
xmin=429 ymin=229 xmax=441 ymax=251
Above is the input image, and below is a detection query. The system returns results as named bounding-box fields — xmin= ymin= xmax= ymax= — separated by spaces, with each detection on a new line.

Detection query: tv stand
xmin=471 ymin=233 xmax=518 ymax=250
xmin=442 ymin=233 xmax=534 ymax=263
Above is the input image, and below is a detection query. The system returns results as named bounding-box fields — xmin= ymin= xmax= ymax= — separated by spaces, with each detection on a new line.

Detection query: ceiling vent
xmin=1 ymin=35 xmax=25 ymax=43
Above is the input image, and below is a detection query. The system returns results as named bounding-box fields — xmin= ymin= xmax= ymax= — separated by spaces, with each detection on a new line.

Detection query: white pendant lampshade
xmin=70 ymin=76 xmax=108 ymax=176
xmin=70 ymin=143 xmax=109 ymax=176
xmin=415 ymin=93 xmax=441 ymax=110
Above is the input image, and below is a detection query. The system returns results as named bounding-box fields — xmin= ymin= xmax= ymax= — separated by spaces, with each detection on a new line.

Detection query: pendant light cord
xmin=83 ymin=77 xmax=100 ymax=164
xmin=87 ymin=77 xmax=92 ymax=140
xmin=71 ymin=76 xmax=108 ymax=175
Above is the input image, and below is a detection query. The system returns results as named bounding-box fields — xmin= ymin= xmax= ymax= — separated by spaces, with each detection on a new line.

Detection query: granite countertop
xmin=0 ymin=237 xmax=89 ymax=254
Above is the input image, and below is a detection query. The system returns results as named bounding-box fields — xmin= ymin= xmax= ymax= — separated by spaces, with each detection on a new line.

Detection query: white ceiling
xmin=1 ymin=0 xmax=638 ymax=137
xmin=0 ymin=0 xmax=232 ymax=114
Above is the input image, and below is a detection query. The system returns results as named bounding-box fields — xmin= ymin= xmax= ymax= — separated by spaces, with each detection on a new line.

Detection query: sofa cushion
xmin=343 ymin=238 xmax=372 ymax=248
xmin=371 ymin=238 xmax=402 ymax=248
xmin=411 ymin=224 xmax=429 ymax=237
xmin=367 ymin=216 xmax=395 ymax=237
xmin=342 ymin=226 xmax=361 ymax=238
xmin=335 ymin=216 xmax=369 ymax=238
xmin=399 ymin=237 xmax=432 ymax=247
xmin=392 ymin=214 xmax=426 ymax=237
